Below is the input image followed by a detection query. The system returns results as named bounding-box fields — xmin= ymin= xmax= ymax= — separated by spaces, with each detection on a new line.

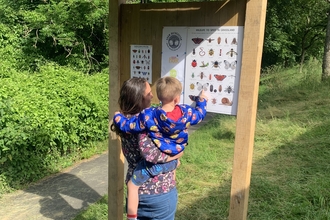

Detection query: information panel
xmin=183 ymin=26 xmax=244 ymax=115
xmin=130 ymin=45 xmax=153 ymax=84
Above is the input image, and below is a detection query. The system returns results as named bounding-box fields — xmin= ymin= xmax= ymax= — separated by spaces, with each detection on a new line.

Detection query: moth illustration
xmin=224 ymin=60 xmax=237 ymax=70
xmin=196 ymin=82 xmax=209 ymax=91
xmin=213 ymin=74 xmax=226 ymax=81
xmin=191 ymin=37 xmax=204 ymax=44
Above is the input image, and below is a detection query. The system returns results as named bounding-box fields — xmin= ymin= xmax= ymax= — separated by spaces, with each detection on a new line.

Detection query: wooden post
xmin=229 ymin=0 xmax=267 ymax=219
xmin=108 ymin=0 xmax=126 ymax=219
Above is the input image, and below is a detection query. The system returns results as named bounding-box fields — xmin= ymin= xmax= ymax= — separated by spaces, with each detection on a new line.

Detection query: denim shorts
xmin=137 ymin=187 xmax=178 ymax=220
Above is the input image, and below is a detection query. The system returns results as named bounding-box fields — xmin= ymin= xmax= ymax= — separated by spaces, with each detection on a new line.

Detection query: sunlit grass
xmin=75 ymin=60 xmax=330 ymax=220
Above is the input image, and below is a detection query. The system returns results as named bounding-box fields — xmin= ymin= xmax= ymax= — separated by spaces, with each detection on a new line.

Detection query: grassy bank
xmin=75 ymin=60 xmax=330 ymax=219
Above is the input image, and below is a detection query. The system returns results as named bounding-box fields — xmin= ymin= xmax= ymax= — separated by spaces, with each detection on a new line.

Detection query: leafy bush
xmin=0 ymin=0 xmax=109 ymax=73
xmin=0 ymin=63 xmax=108 ymax=193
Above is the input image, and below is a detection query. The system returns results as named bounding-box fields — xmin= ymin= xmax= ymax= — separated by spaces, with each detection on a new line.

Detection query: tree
xmin=263 ymin=0 xmax=329 ymax=69
xmin=322 ymin=2 xmax=330 ymax=81
xmin=1 ymin=0 xmax=109 ymax=73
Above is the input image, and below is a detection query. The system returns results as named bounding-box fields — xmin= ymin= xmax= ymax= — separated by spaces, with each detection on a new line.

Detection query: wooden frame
xmin=108 ymin=0 xmax=267 ymax=219
xmin=229 ymin=0 xmax=267 ymax=219
xmin=108 ymin=0 xmax=125 ymax=219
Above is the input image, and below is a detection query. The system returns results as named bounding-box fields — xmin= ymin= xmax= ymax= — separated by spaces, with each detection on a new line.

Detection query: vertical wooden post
xmin=229 ymin=0 xmax=267 ymax=219
xmin=109 ymin=0 xmax=126 ymax=219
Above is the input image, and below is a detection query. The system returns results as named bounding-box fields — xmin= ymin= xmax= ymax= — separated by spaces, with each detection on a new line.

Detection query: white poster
xmin=130 ymin=45 xmax=152 ymax=84
xmin=161 ymin=27 xmax=188 ymax=103
xmin=183 ymin=26 xmax=244 ymax=115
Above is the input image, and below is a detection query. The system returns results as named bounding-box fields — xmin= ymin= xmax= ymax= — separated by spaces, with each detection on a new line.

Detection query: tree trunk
xmin=300 ymin=49 xmax=306 ymax=73
xmin=322 ymin=9 xmax=330 ymax=81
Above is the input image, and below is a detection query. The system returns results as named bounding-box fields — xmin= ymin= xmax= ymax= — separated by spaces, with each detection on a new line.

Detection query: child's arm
xmin=113 ymin=110 xmax=148 ymax=134
xmin=189 ymin=90 xmax=208 ymax=125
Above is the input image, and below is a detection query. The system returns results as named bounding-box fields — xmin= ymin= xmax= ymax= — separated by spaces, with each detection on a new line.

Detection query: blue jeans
xmin=137 ymin=187 xmax=178 ymax=220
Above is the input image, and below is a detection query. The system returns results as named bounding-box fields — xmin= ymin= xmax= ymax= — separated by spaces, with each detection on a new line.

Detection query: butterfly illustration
xmin=224 ymin=60 xmax=237 ymax=70
xmin=188 ymin=95 xmax=198 ymax=101
xmin=142 ymin=72 xmax=148 ymax=75
xmin=213 ymin=74 xmax=226 ymax=81
xmin=191 ymin=37 xmax=204 ymax=44
xmin=196 ymin=82 xmax=209 ymax=91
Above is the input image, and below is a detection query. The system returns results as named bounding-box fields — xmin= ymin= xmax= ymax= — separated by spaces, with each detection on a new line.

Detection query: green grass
xmin=75 ymin=60 xmax=330 ymax=219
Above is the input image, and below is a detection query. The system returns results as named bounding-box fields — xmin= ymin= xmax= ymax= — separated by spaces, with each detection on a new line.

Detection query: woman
xmin=111 ymin=77 xmax=182 ymax=220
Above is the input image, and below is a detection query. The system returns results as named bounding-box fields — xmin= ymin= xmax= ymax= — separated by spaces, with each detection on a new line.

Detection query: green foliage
xmin=0 ymin=63 xmax=108 ymax=194
xmin=263 ymin=0 xmax=329 ymax=67
xmin=0 ymin=3 xmax=26 ymax=72
xmin=1 ymin=0 xmax=329 ymax=71
xmin=74 ymin=195 xmax=109 ymax=220
xmin=0 ymin=0 xmax=109 ymax=73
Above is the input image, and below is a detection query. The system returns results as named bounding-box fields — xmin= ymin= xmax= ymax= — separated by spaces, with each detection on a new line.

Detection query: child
xmin=113 ymin=76 xmax=208 ymax=220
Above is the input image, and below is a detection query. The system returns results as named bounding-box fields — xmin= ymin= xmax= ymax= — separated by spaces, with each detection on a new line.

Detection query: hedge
xmin=0 ymin=63 xmax=108 ymax=191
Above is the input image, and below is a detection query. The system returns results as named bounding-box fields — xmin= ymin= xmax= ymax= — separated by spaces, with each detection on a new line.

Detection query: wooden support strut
xmin=229 ymin=0 xmax=267 ymax=219
xmin=108 ymin=0 xmax=126 ymax=220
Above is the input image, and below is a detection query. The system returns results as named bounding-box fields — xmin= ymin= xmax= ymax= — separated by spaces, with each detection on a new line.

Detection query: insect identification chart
xmin=183 ymin=26 xmax=244 ymax=115
xmin=130 ymin=45 xmax=153 ymax=84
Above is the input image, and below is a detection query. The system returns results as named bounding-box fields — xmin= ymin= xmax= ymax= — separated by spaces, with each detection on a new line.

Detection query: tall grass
xmin=75 ymin=60 xmax=330 ymax=219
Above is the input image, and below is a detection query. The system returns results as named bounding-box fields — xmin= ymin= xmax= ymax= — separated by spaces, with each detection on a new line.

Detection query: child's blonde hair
xmin=156 ymin=76 xmax=182 ymax=103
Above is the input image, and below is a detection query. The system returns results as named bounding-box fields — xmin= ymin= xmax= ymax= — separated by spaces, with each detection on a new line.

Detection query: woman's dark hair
xmin=111 ymin=77 xmax=147 ymax=135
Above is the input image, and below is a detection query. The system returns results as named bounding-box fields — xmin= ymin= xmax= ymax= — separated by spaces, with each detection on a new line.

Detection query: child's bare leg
xmin=173 ymin=159 xmax=180 ymax=181
xmin=127 ymin=180 xmax=139 ymax=220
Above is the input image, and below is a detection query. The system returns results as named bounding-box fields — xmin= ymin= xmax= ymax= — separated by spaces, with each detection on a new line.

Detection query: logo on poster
xmin=166 ymin=32 xmax=182 ymax=51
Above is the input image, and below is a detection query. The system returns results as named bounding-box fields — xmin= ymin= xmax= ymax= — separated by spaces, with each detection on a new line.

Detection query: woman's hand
xmin=166 ymin=151 xmax=184 ymax=162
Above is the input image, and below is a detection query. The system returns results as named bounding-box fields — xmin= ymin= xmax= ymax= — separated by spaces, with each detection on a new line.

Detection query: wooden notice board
xmin=108 ymin=0 xmax=267 ymax=219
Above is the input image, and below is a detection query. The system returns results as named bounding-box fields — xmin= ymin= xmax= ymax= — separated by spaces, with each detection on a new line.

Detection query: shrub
xmin=0 ymin=63 xmax=108 ymax=192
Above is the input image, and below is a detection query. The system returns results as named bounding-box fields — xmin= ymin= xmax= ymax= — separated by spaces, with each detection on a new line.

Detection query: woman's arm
xmin=138 ymin=132 xmax=182 ymax=164
xmin=166 ymin=151 xmax=183 ymax=162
